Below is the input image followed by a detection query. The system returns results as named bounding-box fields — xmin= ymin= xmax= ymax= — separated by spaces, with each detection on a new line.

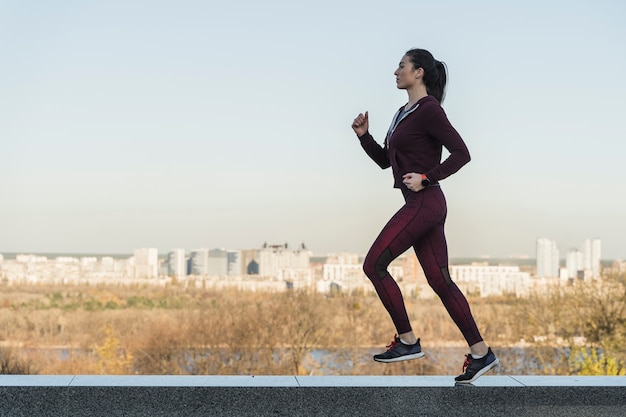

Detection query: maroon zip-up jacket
xmin=358 ymin=95 xmax=471 ymax=190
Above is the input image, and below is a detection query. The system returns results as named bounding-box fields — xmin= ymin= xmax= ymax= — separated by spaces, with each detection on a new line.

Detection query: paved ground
xmin=1 ymin=375 xmax=625 ymax=416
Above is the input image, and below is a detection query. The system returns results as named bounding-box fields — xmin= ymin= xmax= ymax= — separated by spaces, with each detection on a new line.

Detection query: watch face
xmin=421 ymin=178 xmax=430 ymax=187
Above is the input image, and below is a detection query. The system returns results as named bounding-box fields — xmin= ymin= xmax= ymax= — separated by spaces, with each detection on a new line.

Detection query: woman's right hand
xmin=351 ymin=111 xmax=369 ymax=137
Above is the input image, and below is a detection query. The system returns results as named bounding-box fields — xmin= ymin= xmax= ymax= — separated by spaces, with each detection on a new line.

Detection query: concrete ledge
xmin=1 ymin=375 xmax=625 ymax=417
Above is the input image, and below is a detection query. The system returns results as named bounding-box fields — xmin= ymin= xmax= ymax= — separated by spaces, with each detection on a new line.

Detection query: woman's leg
xmin=363 ymin=222 xmax=415 ymax=335
xmin=363 ymin=188 xmax=444 ymax=336
xmin=411 ymin=190 xmax=484 ymax=348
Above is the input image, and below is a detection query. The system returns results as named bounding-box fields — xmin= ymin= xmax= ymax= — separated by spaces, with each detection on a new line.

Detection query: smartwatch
xmin=421 ymin=174 xmax=431 ymax=187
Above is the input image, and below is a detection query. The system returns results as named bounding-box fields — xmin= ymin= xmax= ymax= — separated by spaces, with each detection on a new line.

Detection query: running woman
xmin=351 ymin=48 xmax=499 ymax=383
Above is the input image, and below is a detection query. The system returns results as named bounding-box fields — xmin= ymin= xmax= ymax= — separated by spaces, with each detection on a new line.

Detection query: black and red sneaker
xmin=373 ymin=335 xmax=425 ymax=363
xmin=454 ymin=347 xmax=499 ymax=383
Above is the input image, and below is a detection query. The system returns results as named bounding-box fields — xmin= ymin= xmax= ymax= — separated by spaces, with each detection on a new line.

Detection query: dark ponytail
xmin=405 ymin=49 xmax=448 ymax=104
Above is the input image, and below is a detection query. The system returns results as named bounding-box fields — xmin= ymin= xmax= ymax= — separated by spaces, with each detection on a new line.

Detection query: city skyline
xmin=0 ymin=236 xmax=614 ymax=262
xmin=2 ymin=1 xmax=626 ymax=259
xmin=3 ymin=239 xmax=621 ymax=300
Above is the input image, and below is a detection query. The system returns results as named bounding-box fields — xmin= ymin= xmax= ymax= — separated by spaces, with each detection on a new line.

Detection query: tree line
xmin=0 ymin=273 xmax=624 ymax=376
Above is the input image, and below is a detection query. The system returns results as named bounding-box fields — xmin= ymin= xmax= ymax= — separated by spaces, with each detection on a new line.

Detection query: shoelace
xmin=386 ymin=337 xmax=399 ymax=352
xmin=461 ymin=354 xmax=472 ymax=372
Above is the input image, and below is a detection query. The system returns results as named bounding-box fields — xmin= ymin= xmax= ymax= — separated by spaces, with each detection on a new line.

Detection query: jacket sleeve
xmin=358 ymin=131 xmax=391 ymax=169
xmin=423 ymin=105 xmax=470 ymax=181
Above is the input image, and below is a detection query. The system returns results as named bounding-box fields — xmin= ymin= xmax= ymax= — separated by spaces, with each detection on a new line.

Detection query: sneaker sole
xmin=373 ymin=351 xmax=425 ymax=363
xmin=455 ymin=357 xmax=500 ymax=384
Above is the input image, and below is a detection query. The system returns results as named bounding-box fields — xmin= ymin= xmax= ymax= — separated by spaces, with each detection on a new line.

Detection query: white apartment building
xmin=133 ymin=248 xmax=159 ymax=279
xmin=227 ymin=250 xmax=242 ymax=276
xmin=583 ymin=238 xmax=602 ymax=279
xmin=536 ymin=238 xmax=560 ymax=278
xmin=167 ymin=249 xmax=187 ymax=278
xmin=565 ymin=239 xmax=602 ymax=280
xmin=257 ymin=243 xmax=311 ymax=277
xmin=319 ymin=253 xmax=367 ymax=293
xmin=207 ymin=248 xmax=228 ymax=277
xmin=189 ymin=249 xmax=210 ymax=275
xmin=322 ymin=255 xmax=363 ymax=282
xmin=566 ymin=249 xmax=584 ymax=279
xmin=450 ymin=264 xmax=531 ymax=297
xmin=0 ymin=254 xmax=156 ymax=285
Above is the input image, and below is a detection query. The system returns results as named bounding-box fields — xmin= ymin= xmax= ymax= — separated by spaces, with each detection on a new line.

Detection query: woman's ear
xmin=415 ymin=67 xmax=424 ymax=79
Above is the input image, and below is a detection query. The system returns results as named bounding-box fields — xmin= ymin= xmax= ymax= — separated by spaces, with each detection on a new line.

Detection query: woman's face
xmin=394 ymin=55 xmax=422 ymax=90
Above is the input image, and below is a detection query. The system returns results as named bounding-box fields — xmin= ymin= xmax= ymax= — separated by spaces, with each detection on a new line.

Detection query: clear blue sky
xmin=1 ymin=0 xmax=625 ymax=259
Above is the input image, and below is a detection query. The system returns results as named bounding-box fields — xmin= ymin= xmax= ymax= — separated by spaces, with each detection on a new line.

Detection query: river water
xmin=22 ymin=345 xmax=571 ymax=376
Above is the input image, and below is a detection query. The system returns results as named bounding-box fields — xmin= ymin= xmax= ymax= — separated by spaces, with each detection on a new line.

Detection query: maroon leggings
xmin=363 ymin=186 xmax=483 ymax=346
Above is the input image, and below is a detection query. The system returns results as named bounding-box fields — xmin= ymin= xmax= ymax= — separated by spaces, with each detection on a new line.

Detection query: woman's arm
xmin=352 ymin=111 xmax=391 ymax=169
xmin=358 ymin=132 xmax=391 ymax=169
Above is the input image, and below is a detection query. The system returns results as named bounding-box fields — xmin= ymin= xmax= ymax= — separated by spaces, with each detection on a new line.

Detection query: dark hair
xmin=405 ymin=48 xmax=447 ymax=103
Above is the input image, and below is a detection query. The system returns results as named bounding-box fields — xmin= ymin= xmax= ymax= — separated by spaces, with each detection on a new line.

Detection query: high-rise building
xmin=227 ymin=250 xmax=242 ymax=276
xmin=583 ymin=238 xmax=602 ymax=279
xmin=207 ymin=248 xmax=228 ymax=276
xmin=134 ymin=248 xmax=159 ymax=278
xmin=188 ymin=249 xmax=231 ymax=277
xmin=592 ymin=239 xmax=602 ymax=278
xmin=536 ymin=238 xmax=559 ymax=278
xmin=167 ymin=249 xmax=187 ymax=278
xmin=583 ymin=239 xmax=592 ymax=271
xmin=189 ymin=249 xmax=210 ymax=275
xmin=566 ymin=249 xmax=584 ymax=279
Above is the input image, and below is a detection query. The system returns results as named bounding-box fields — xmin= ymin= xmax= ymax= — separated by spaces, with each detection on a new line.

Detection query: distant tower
xmin=134 ymin=248 xmax=159 ymax=278
xmin=167 ymin=249 xmax=187 ymax=278
xmin=207 ymin=248 xmax=228 ymax=276
xmin=227 ymin=250 xmax=242 ymax=276
xmin=592 ymin=239 xmax=602 ymax=278
xmin=583 ymin=239 xmax=592 ymax=271
xmin=583 ymin=238 xmax=602 ymax=279
xmin=566 ymin=249 xmax=583 ymax=279
xmin=536 ymin=238 xmax=559 ymax=277
xmin=189 ymin=249 xmax=210 ymax=275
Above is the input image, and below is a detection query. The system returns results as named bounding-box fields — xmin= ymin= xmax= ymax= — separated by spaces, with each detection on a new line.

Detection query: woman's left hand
xmin=402 ymin=173 xmax=424 ymax=192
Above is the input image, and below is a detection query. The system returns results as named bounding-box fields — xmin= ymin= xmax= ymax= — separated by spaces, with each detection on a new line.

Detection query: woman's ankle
xmin=398 ymin=332 xmax=418 ymax=345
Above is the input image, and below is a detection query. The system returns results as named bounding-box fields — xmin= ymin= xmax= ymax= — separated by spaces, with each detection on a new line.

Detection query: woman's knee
xmin=426 ymin=266 xmax=455 ymax=295
xmin=363 ymin=248 xmax=393 ymax=280
xmin=362 ymin=256 xmax=379 ymax=280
